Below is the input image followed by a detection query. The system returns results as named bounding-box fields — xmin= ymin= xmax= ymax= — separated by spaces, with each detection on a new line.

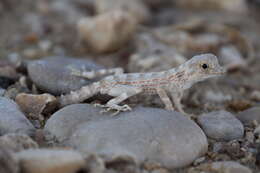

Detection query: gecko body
xmin=60 ymin=54 xmax=225 ymax=116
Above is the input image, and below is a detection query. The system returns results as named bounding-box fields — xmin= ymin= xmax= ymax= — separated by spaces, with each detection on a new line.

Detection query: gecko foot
xmin=94 ymin=103 xmax=131 ymax=116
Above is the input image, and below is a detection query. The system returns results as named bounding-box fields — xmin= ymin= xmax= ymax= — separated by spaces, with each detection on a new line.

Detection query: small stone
xmin=0 ymin=97 xmax=35 ymax=136
xmin=15 ymin=93 xmax=58 ymax=120
xmin=78 ymin=10 xmax=137 ymax=53
xmin=219 ymin=45 xmax=247 ymax=70
xmin=60 ymin=106 xmax=208 ymax=169
xmin=0 ymin=133 xmax=38 ymax=152
xmin=15 ymin=149 xmax=86 ymax=173
xmin=237 ymin=107 xmax=260 ymax=125
xmin=95 ymin=0 xmax=150 ymax=23
xmin=27 ymin=56 xmax=104 ymax=95
xmin=198 ymin=111 xmax=244 ymax=141
xmin=0 ymin=65 xmax=19 ymax=80
xmin=250 ymin=90 xmax=260 ymax=101
xmin=0 ymin=147 xmax=19 ymax=173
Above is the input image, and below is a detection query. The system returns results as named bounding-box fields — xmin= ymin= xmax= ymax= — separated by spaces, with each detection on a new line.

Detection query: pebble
xmin=190 ymin=161 xmax=252 ymax=173
xmin=0 ymin=133 xmax=38 ymax=152
xmin=0 ymin=147 xmax=20 ymax=173
xmin=78 ymin=9 xmax=137 ymax=53
xmin=237 ymin=107 xmax=260 ymax=125
xmin=27 ymin=56 xmax=104 ymax=95
xmin=197 ymin=111 xmax=244 ymax=141
xmin=15 ymin=149 xmax=86 ymax=173
xmin=95 ymin=0 xmax=150 ymax=23
xmin=0 ymin=97 xmax=35 ymax=136
xmin=49 ymin=105 xmax=208 ymax=168
xmin=15 ymin=93 xmax=58 ymax=120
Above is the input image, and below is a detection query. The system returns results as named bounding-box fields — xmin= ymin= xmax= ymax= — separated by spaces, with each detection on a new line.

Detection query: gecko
xmin=59 ymin=54 xmax=225 ymax=116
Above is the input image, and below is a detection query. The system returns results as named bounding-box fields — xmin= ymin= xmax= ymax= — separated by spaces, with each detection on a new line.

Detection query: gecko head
xmin=183 ymin=53 xmax=226 ymax=82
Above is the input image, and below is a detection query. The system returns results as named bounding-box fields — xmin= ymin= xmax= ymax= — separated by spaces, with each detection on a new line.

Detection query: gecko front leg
xmin=170 ymin=91 xmax=191 ymax=117
xmin=156 ymin=88 xmax=174 ymax=111
xmin=96 ymin=85 xmax=143 ymax=115
xmin=70 ymin=67 xmax=124 ymax=79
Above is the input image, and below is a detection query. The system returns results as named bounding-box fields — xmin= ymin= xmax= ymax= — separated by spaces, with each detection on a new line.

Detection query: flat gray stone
xmin=198 ymin=111 xmax=244 ymax=141
xmin=44 ymin=104 xmax=111 ymax=142
xmin=27 ymin=56 xmax=104 ymax=95
xmin=237 ymin=107 xmax=260 ymax=125
xmin=53 ymin=106 xmax=208 ymax=169
xmin=0 ymin=97 xmax=35 ymax=136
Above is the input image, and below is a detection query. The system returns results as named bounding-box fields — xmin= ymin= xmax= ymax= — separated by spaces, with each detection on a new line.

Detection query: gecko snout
xmin=212 ymin=66 xmax=226 ymax=75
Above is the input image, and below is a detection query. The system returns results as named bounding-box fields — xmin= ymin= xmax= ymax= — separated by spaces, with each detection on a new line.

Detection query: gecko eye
xmin=202 ymin=63 xmax=208 ymax=69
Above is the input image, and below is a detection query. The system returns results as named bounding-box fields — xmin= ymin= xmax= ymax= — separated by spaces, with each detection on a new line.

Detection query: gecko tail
xmin=59 ymin=82 xmax=100 ymax=107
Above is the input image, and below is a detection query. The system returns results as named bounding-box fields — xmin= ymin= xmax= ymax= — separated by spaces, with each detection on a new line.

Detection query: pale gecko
xmin=59 ymin=54 xmax=225 ymax=116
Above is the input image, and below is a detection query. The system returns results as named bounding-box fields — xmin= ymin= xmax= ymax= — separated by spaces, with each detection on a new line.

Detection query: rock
xmin=219 ymin=45 xmax=247 ymax=71
xmin=95 ymin=0 xmax=150 ymax=23
xmin=197 ymin=111 xmax=244 ymax=141
xmin=237 ymin=107 xmax=260 ymax=125
xmin=0 ymin=133 xmax=38 ymax=152
xmin=189 ymin=161 xmax=252 ymax=173
xmin=0 ymin=97 xmax=35 ymax=136
xmin=62 ymin=106 xmax=207 ymax=169
xmin=27 ymin=56 xmax=104 ymax=95
xmin=0 ymin=147 xmax=19 ymax=173
xmin=15 ymin=93 xmax=58 ymax=120
xmin=15 ymin=149 xmax=86 ymax=173
xmin=44 ymin=104 xmax=112 ymax=142
xmin=78 ymin=10 xmax=137 ymax=53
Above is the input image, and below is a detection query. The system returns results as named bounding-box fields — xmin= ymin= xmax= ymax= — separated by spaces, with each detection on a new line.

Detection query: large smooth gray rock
xmin=237 ymin=107 xmax=260 ymax=125
xmin=44 ymin=104 xmax=112 ymax=142
xmin=0 ymin=97 xmax=35 ymax=136
xmin=48 ymin=105 xmax=208 ymax=168
xmin=198 ymin=111 xmax=244 ymax=141
xmin=27 ymin=56 xmax=104 ymax=95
